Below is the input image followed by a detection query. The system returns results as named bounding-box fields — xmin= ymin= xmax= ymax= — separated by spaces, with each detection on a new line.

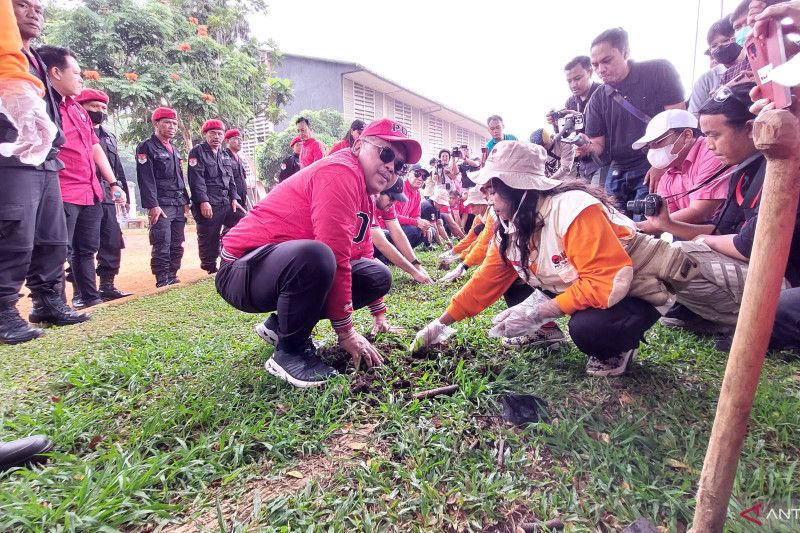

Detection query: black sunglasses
xmin=363 ymin=139 xmax=406 ymax=173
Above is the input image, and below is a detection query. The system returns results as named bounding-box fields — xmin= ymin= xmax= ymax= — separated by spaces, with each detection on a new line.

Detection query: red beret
xmin=151 ymin=107 xmax=177 ymax=122
xmin=76 ymin=88 xmax=109 ymax=104
xmin=202 ymin=119 xmax=225 ymax=133
xmin=290 ymin=136 xmax=302 ymax=146
xmin=224 ymin=129 xmax=240 ymax=140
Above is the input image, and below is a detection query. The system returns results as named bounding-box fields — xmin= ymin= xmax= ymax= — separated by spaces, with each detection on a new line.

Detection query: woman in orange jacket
xmin=411 ymin=141 xmax=661 ymax=377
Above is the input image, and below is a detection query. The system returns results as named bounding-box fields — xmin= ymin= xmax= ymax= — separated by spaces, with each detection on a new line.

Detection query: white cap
xmin=631 ymin=109 xmax=699 ymax=150
xmin=472 ymin=141 xmax=561 ymax=191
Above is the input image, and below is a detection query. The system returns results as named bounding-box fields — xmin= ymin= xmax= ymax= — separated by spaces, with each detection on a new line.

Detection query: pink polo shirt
xmin=657 ymin=137 xmax=728 ymax=213
xmin=57 ymin=96 xmax=103 ymax=205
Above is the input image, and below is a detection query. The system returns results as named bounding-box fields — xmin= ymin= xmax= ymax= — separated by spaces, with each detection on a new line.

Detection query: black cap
xmin=383 ymin=177 xmax=408 ymax=202
xmin=410 ymin=164 xmax=430 ymax=178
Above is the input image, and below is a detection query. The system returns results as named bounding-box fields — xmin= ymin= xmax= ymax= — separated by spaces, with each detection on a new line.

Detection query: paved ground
xmin=18 ymin=225 xmax=210 ymax=317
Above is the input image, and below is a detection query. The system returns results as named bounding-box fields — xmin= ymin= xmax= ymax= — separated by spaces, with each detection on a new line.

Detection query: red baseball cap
xmin=151 ymin=107 xmax=177 ymax=122
xmin=76 ymin=88 xmax=109 ymax=104
xmin=202 ymin=119 xmax=225 ymax=133
xmin=290 ymin=136 xmax=302 ymax=146
xmin=360 ymin=118 xmax=421 ymax=164
xmin=224 ymin=129 xmax=240 ymax=140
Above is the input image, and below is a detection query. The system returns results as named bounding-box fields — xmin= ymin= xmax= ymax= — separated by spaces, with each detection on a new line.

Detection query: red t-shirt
xmin=221 ymin=149 xmax=372 ymax=332
xmin=57 ymin=97 xmax=102 ymax=205
xmin=329 ymin=139 xmax=350 ymax=154
xmin=299 ymin=138 xmax=326 ymax=168
xmin=374 ymin=204 xmax=397 ymax=230
xmin=394 ymin=180 xmax=421 ymax=225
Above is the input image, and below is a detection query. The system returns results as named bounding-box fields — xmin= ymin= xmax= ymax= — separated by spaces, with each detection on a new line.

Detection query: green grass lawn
xmin=1 ymin=252 xmax=798 ymax=532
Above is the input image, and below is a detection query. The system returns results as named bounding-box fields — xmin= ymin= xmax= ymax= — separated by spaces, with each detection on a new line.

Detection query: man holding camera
xmin=631 ymin=109 xmax=728 ymax=232
xmin=549 ymin=56 xmax=605 ymax=184
xmin=452 ymin=145 xmax=480 ymax=189
xmin=578 ymin=28 xmax=685 ymax=218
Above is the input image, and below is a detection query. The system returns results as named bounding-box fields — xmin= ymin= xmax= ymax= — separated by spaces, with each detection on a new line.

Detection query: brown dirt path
xmin=17 ymin=225 xmax=210 ymax=316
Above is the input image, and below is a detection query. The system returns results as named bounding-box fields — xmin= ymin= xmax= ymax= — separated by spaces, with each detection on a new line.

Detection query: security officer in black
xmin=1 ymin=0 xmax=89 ymax=345
xmin=188 ymin=119 xmax=244 ymax=274
xmin=277 ymin=136 xmax=302 ymax=183
xmin=224 ymin=129 xmax=249 ymax=210
xmin=76 ymin=88 xmax=132 ymax=302
xmin=136 ymin=107 xmax=190 ymax=287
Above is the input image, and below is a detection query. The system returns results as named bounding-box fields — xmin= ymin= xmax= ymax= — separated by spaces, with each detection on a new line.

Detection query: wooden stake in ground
xmin=691 ymin=109 xmax=800 ymax=532
xmin=411 ymin=384 xmax=458 ymax=400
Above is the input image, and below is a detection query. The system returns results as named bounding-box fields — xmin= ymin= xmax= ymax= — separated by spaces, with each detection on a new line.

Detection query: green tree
xmin=45 ymin=0 xmax=292 ymax=153
xmin=255 ymin=108 xmax=346 ymax=186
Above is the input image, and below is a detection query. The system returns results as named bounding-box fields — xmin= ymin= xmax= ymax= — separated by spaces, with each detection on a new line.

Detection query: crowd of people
xmin=2 ymin=0 xmax=800 ymax=465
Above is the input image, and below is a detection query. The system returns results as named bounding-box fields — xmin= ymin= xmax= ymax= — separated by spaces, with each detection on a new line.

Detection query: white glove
xmin=438 ymin=250 xmax=459 ymax=269
xmin=440 ymin=263 xmax=467 ymax=283
xmin=489 ymin=290 xmax=560 ymax=338
xmin=0 ymin=80 xmax=58 ymax=166
xmin=409 ymin=319 xmax=456 ymax=353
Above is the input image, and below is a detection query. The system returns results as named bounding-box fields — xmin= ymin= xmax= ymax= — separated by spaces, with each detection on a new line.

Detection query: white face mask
xmin=497 ymin=190 xmax=527 ymax=234
xmin=647 ymin=137 xmax=682 ymax=169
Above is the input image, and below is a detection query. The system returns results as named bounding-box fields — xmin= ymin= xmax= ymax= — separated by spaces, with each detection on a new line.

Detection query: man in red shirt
xmin=371 ymin=177 xmax=433 ymax=284
xmin=295 ymin=116 xmax=326 ymax=168
xmin=217 ymin=118 xmax=421 ymax=388
xmin=394 ymin=164 xmax=434 ymax=248
xmin=37 ymin=46 xmax=126 ymax=310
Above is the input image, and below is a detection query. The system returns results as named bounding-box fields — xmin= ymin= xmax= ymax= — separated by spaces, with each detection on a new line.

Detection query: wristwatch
xmin=411 ymin=259 xmax=421 ymax=266
xmin=108 ymin=180 xmax=120 ymax=188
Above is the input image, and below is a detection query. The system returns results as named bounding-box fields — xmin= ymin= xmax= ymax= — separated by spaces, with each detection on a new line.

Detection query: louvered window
xmin=353 ymin=83 xmax=375 ymax=122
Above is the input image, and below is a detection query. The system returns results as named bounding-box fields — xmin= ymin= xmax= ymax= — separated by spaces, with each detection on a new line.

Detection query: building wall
xmin=342 ymin=82 xmax=487 ymax=164
xmin=273 ymin=56 xmax=358 ymax=131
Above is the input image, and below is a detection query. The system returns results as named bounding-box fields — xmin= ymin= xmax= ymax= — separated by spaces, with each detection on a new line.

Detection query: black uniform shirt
xmin=225 ymin=148 xmax=248 ymax=208
xmin=187 ymin=141 xmax=239 ymax=205
xmin=278 ymin=153 xmax=301 ymax=182
xmin=96 ymin=126 xmax=129 ymax=204
xmin=135 ymin=134 xmax=189 ymax=209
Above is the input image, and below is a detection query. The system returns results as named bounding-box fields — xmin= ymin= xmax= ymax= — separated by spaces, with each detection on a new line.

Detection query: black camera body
xmin=451 ymin=146 xmax=462 ymax=158
xmin=626 ymin=194 xmax=664 ymax=217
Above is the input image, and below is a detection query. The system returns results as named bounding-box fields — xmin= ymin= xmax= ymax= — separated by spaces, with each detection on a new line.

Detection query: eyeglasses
xmin=413 ymin=171 xmax=426 ymax=179
xmin=712 ymin=84 xmax=751 ymax=105
xmin=362 ymin=139 xmax=406 ymax=173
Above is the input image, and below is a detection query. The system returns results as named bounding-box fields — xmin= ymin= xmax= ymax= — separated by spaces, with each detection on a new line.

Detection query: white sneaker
xmin=255 ymin=315 xmax=323 ymax=350
xmin=502 ymin=324 xmax=565 ymax=349
xmin=585 ymin=349 xmax=636 ymax=377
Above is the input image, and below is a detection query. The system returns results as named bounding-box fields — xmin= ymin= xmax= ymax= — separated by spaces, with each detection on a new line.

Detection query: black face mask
xmin=711 ymin=42 xmax=742 ymax=66
xmin=87 ymin=110 xmax=107 ymax=125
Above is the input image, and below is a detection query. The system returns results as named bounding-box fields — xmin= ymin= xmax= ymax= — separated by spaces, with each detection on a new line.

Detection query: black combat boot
xmin=29 ymin=291 xmax=90 ymax=326
xmin=155 ymin=273 xmax=170 ymax=288
xmin=0 ymin=303 xmax=44 ymax=345
xmin=166 ymin=272 xmax=180 ymax=285
xmin=99 ymin=276 xmax=132 ymax=301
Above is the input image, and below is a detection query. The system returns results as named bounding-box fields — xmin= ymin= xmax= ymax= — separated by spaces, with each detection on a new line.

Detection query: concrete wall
xmin=274 ymin=55 xmax=358 ymax=131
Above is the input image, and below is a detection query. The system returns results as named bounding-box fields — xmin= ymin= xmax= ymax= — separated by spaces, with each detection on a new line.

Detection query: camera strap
xmin=609 ymin=89 xmax=651 ymax=124
xmin=661 ymin=164 xmax=733 ymax=202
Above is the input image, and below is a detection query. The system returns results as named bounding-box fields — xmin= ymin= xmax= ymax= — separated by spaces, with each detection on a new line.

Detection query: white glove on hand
xmin=409 ymin=319 xmax=456 ymax=353
xmin=489 ymin=290 xmax=561 ymax=338
xmin=440 ymin=263 xmax=467 ymax=283
xmin=0 ymin=80 xmax=57 ymax=166
xmin=438 ymin=250 xmax=459 ymax=269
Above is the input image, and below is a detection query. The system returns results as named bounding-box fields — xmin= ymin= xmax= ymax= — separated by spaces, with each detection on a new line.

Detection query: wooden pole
xmin=691 ymin=109 xmax=800 ymax=532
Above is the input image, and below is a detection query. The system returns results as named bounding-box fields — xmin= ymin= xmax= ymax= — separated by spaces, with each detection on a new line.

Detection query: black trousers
xmin=64 ymin=202 xmax=102 ymax=301
xmin=0 ymin=168 xmax=68 ymax=306
xmin=773 ymin=288 xmax=800 ymax=350
xmin=96 ymin=203 xmax=124 ymax=279
xmin=216 ymin=240 xmax=392 ymax=352
xmin=503 ymin=282 xmax=660 ymax=360
xmin=149 ymin=204 xmax=186 ymax=277
xmin=193 ymin=202 xmax=244 ymax=272
xmin=399 ymin=224 xmax=425 ymax=249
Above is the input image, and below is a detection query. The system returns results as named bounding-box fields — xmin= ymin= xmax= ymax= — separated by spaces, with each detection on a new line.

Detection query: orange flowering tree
xmin=45 ymin=0 xmax=292 ymax=153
